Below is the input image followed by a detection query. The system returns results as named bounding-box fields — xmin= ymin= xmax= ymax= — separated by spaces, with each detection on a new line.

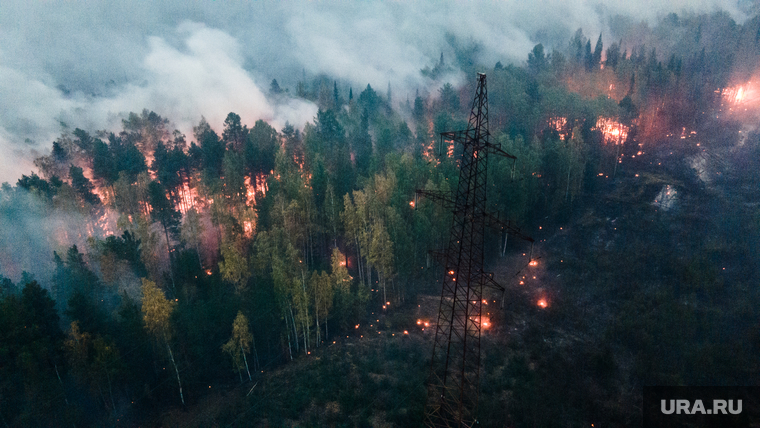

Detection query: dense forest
xmin=3 ymin=10 xmax=760 ymax=427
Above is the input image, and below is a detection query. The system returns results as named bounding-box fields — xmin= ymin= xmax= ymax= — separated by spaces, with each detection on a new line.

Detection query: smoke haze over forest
xmin=6 ymin=1 xmax=760 ymax=426
xmin=1 ymin=0 xmax=754 ymax=184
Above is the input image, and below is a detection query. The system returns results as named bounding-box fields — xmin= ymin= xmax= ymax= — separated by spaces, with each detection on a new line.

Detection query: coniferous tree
xmin=353 ymin=108 xmax=373 ymax=176
xmin=72 ymin=128 xmax=94 ymax=152
xmin=109 ymin=132 xmax=148 ymax=181
xmin=69 ymin=165 xmax=101 ymax=208
xmin=584 ymin=40 xmax=594 ymax=71
xmin=194 ymin=117 xmax=225 ymax=178
xmin=246 ymin=119 xmax=279 ymax=176
xmin=282 ymin=122 xmax=302 ymax=163
xmin=333 ymin=81 xmax=342 ymax=108
xmin=92 ymin=138 xmax=117 ymax=185
xmin=593 ymin=34 xmax=603 ymax=68
xmin=527 ymin=43 xmax=547 ymax=74
xmin=439 ymin=83 xmax=460 ymax=114
xmin=413 ymin=91 xmax=425 ymax=123
xmin=358 ymin=84 xmax=380 ymax=118
xmin=223 ymin=112 xmax=249 ymax=152
xmin=148 ymin=181 xmax=181 ymax=288
xmin=606 ymin=42 xmax=621 ymax=69
xmin=270 ymin=79 xmax=282 ymax=94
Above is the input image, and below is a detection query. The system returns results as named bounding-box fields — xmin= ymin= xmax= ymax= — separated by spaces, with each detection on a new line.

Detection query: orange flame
xmin=548 ymin=117 xmax=570 ymax=140
xmin=593 ymin=118 xmax=628 ymax=145
xmin=482 ymin=317 xmax=491 ymax=329
xmin=243 ymin=174 xmax=269 ymax=207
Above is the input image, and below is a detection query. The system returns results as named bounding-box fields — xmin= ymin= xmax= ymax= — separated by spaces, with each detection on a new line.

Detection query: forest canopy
xmin=2 ymin=9 xmax=760 ymax=426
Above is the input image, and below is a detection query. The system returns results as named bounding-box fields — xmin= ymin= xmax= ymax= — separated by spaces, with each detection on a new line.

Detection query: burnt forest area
xmin=3 ymin=9 xmax=760 ymax=428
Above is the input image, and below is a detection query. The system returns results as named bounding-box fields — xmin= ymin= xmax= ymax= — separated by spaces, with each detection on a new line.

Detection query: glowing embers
xmin=243 ymin=221 xmax=254 ymax=238
xmin=547 ymin=117 xmax=571 ymax=140
xmin=679 ymin=127 xmax=697 ymax=140
xmin=476 ymin=316 xmax=491 ymax=329
xmin=96 ymin=209 xmax=117 ymax=237
xmin=467 ymin=315 xmax=492 ymax=330
xmin=652 ymin=184 xmax=677 ymax=211
xmin=421 ymin=138 xmax=438 ymax=164
xmin=593 ymin=117 xmax=629 ymax=145
xmin=421 ymin=120 xmax=439 ymax=165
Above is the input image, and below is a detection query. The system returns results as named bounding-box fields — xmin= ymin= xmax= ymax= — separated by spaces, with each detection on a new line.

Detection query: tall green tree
xmin=439 ymin=83 xmax=460 ymax=114
xmin=122 ymin=109 xmax=170 ymax=155
xmin=141 ymin=279 xmax=184 ymax=405
xmin=353 ymin=109 xmax=373 ymax=176
xmin=528 ymin=43 xmax=547 ymax=74
xmin=222 ymin=112 xmax=249 ymax=152
xmin=593 ymin=34 xmax=603 ymax=69
xmin=194 ymin=117 xmax=225 ymax=178
xmin=219 ymin=243 xmax=251 ymax=295
xmin=148 ymin=181 xmax=181 ymax=289
xmin=222 ymin=311 xmax=254 ymax=382
xmin=310 ymin=270 xmax=333 ymax=345
xmin=69 ymin=165 xmax=101 ymax=208
xmin=246 ymin=119 xmax=279 ymax=176
xmin=181 ymin=208 xmax=205 ymax=266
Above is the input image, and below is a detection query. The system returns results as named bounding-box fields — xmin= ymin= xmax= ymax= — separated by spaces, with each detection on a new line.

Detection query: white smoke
xmin=0 ymin=21 xmax=318 ymax=185
xmin=0 ymin=0 xmax=751 ymax=184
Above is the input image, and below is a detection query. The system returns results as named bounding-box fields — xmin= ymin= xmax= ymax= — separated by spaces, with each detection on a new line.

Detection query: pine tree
xmin=69 ymin=165 xmax=101 ymax=208
xmin=413 ymin=90 xmax=425 ymax=123
xmin=584 ymin=40 xmax=594 ymax=71
xmin=148 ymin=181 xmax=181 ymax=289
xmin=593 ymin=34 xmax=603 ymax=69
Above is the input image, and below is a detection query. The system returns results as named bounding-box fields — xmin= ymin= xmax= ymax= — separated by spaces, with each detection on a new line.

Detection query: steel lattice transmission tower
xmin=417 ymin=73 xmax=533 ymax=427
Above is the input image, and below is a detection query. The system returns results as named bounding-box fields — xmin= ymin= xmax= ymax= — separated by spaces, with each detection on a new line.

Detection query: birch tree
xmin=141 ymin=279 xmax=184 ymax=405
xmin=310 ymin=270 xmax=333 ymax=346
xmin=219 ymin=243 xmax=251 ymax=295
xmin=181 ymin=208 xmax=205 ymax=266
xmin=369 ymin=220 xmax=394 ymax=304
xmin=222 ymin=311 xmax=253 ymax=382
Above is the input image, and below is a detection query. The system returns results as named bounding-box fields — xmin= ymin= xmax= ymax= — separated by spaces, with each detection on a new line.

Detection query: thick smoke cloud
xmin=0 ymin=0 xmax=751 ymax=184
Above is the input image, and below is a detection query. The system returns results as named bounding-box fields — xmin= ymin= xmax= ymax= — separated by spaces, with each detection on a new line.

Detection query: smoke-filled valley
xmin=3 ymin=2 xmax=760 ymax=427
